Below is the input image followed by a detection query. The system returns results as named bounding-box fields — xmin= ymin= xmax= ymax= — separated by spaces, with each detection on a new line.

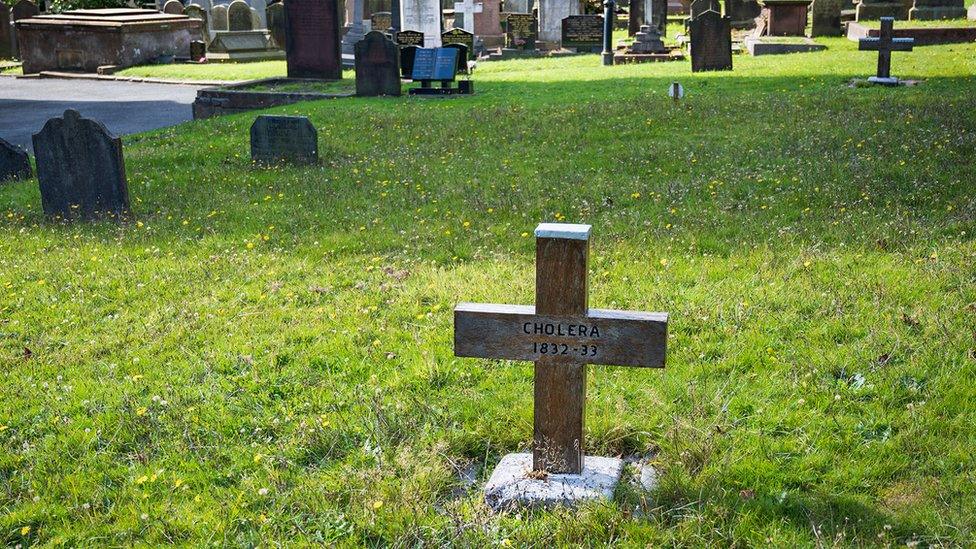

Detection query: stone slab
xmin=846 ymin=20 xmax=976 ymax=44
xmin=484 ymin=453 xmax=624 ymax=511
xmin=745 ymin=36 xmax=828 ymax=54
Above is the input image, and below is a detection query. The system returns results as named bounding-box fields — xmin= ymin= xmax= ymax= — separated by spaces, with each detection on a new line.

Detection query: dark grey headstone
xmin=163 ymin=0 xmax=185 ymax=14
xmin=0 ymin=4 xmax=13 ymax=59
xmin=689 ymin=0 xmax=719 ymax=18
xmin=266 ymin=1 xmax=285 ymax=48
xmin=250 ymin=115 xmax=318 ymax=165
xmin=32 ymin=110 xmax=130 ymax=218
xmin=228 ymin=0 xmax=254 ymax=30
xmin=689 ymin=9 xmax=731 ymax=72
xmin=190 ymin=39 xmax=207 ymax=60
xmin=212 ymin=4 xmax=229 ymax=30
xmin=11 ymin=0 xmax=38 ymax=21
xmin=285 ymin=0 xmax=342 ymax=79
xmin=724 ymin=0 xmax=760 ymax=24
xmin=0 ymin=137 xmax=32 ymax=182
xmin=354 ymin=31 xmax=400 ymax=96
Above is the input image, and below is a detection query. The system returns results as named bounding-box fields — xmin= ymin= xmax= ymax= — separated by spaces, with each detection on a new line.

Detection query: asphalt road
xmin=0 ymin=77 xmax=202 ymax=152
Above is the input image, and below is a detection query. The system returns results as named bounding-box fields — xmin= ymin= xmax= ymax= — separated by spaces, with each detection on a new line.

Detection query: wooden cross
xmin=453 ymin=0 xmax=483 ymax=33
xmin=858 ymin=17 xmax=914 ymax=81
xmin=454 ymin=223 xmax=668 ymax=474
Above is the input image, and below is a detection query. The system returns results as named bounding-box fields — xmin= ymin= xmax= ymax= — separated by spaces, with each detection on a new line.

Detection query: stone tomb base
xmin=484 ymin=453 xmax=624 ymax=511
xmin=745 ymin=36 xmax=827 ymax=55
xmin=15 ymin=9 xmax=201 ymax=74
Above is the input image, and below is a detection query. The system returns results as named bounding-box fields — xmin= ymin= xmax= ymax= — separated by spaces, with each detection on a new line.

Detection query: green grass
xmin=245 ymin=78 xmax=357 ymax=94
xmin=2 ymin=37 xmax=975 ymax=546
xmin=115 ymin=60 xmax=302 ymax=82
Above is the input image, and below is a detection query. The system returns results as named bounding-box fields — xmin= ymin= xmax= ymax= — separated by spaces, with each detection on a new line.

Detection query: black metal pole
xmin=601 ymin=0 xmax=615 ymax=66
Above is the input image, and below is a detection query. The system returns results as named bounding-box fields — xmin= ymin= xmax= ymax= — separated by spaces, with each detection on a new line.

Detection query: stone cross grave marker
xmin=858 ymin=17 xmax=913 ymax=85
xmin=32 ymin=109 xmax=130 ymax=219
xmin=453 ymin=0 xmax=482 ymax=33
xmin=0 ymin=137 xmax=32 ymax=183
xmin=250 ymin=115 xmax=318 ymax=165
xmin=454 ymin=223 xmax=668 ymax=490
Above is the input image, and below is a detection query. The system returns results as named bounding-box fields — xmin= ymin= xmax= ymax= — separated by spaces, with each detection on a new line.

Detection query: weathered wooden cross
xmin=454 ymin=223 xmax=668 ymax=474
xmin=858 ymin=17 xmax=914 ymax=83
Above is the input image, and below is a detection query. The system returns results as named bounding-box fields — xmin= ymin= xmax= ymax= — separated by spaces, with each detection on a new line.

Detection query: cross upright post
xmin=455 ymin=223 xmax=668 ymax=483
xmin=858 ymin=16 xmax=914 ymax=85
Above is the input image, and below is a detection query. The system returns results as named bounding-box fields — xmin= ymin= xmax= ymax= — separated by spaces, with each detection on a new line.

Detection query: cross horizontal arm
xmin=890 ymin=38 xmax=914 ymax=51
xmin=454 ymin=302 xmax=668 ymax=368
xmin=858 ymin=38 xmax=882 ymax=51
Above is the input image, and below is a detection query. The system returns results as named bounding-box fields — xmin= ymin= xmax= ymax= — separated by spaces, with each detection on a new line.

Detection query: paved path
xmin=0 ymin=77 xmax=203 ymax=152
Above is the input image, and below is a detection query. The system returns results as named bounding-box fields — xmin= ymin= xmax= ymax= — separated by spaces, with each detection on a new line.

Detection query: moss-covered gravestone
xmin=0 ymin=137 xmax=31 ymax=183
xmin=250 ymin=115 xmax=319 ymax=165
xmin=32 ymin=110 xmax=130 ymax=219
xmin=228 ymin=0 xmax=254 ymax=31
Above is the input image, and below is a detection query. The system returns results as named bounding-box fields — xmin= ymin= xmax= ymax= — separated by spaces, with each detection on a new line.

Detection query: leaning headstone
xmin=539 ymin=0 xmax=579 ymax=44
xmin=284 ymin=0 xmax=341 ymax=79
xmin=354 ymin=31 xmax=401 ymax=96
xmin=400 ymin=0 xmax=442 ymax=46
xmin=211 ymin=4 xmax=229 ymax=30
xmin=250 ymin=115 xmax=318 ymax=165
xmin=0 ymin=137 xmax=32 ymax=183
xmin=266 ymin=1 xmax=285 ymax=48
xmin=228 ymin=0 xmax=254 ymax=30
xmin=811 ymin=0 xmax=842 ymax=35
xmin=0 ymin=4 xmax=13 ymax=59
xmin=32 ymin=110 xmax=130 ymax=218
xmin=689 ymin=9 xmax=732 ymax=72
xmin=163 ymin=0 xmax=185 ymax=14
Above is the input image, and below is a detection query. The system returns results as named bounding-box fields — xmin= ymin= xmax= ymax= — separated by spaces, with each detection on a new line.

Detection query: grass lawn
xmin=857 ymin=17 xmax=976 ymax=28
xmin=1 ymin=37 xmax=975 ymax=546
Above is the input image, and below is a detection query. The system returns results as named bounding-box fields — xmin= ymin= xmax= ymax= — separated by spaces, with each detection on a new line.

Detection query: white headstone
xmin=453 ymin=0 xmax=482 ymax=33
xmin=538 ymin=0 xmax=577 ymax=43
xmin=401 ymin=0 xmax=442 ymax=46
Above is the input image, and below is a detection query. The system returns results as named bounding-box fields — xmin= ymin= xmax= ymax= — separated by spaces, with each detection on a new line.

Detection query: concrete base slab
xmin=868 ymin=76 xmax=901 ymax=85
xmin=484 ymin=453 xmax=624 ymax=511
xmin=745 ymin=36 xmax=827 ymax=55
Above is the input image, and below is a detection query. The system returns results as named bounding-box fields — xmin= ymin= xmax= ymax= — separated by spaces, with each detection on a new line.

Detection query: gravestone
xmin=248 ymin=0 xmax=268 ymax=28
xmin=371 ymin=10 xmax=392 ymax=30
xmin=228 ymin=0 xmax=253 ymax=30
xmin=184 ymin=4 xmax=210 ymax=43
xmin=505 ymin=12 xmax=537 ymax=49
xmin=689 ymin=0 xmax=719 ymax=18
xmin=354 ymin=30 xmax=401 ymax=95
xmin=399 ymin=44 xmax=419 ymax=76
xmin=211 ymin=4 xmax=229 ymax=30
xmin=163 ymin=0 xmax=185 ymax=14
xmin=560 ymin=14 xmax=602 ymax=51
xmin=266 ymin=0 xmax=284 ymax=47
xmin=724 ymin=0 xmax=761 ymax=26
xmin=285 ymin=0 xmax=341 ymax=79
xmin=340 ymin=0 xmax=365 ymax=55
xmin=441 ymin=27 xmax=474 ymax=58
xmin=189 ymin=39 xmax=206 ymax=60
xmin=628 ymin=0 xmax=645 ymax=35
xmin=400 ymin=0 xmax=442 ymax=46
xmin=454 ymin=223 xmax=668 ymax=509
xmin=32 ymin=110 xmax=130 ymax=218
xmin=453 ymin=0 xmax=482 ymax=32
xmin=811 ymin=0 xmax=842 ymax=35
xmin=650 ymin=0 xmax=666 ymax=32
xmin=858 ymin=16 xmax=913 ymax=84
xmin=908 ymin=0 xmax=965 ymax=19
xmin=0 ymin=137 xmax=32 ymax=183
xmin=689 ymin=9 xmax=731 ymax=71
xmin=855 ymin=0 xmax=906 ymax=19
xmin=396 ymin=28 xmax=425 ymax=44
xmin=250 ymin=115 xmax=318 ymax=165
xmin=0 ymin=4 xmax=13 ymax=59
xmin=474 ymin=0 xmax=504 ymax=46
xmin=11 ymin=0 xmax=39 ymax=57
xmin=539 ymin=0 xmax=579 ymax=44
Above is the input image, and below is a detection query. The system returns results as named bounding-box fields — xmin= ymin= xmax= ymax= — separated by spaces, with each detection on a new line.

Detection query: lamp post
xmin=602 ymin=0 xmax=615 ymax=66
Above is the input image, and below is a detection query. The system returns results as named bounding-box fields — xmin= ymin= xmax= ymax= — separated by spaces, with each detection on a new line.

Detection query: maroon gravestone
xmin=354 ymin=30 xmax=400 ymax=96
xmin=689 ymin=9 xmax=731 ymax=72
xmin=32 ymin=110 xmax=130 ymax=219
xmin=762 ymin=0 xmax=811 ymax=36
xmin=285 ymin=0 xmax=341 ymax=79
